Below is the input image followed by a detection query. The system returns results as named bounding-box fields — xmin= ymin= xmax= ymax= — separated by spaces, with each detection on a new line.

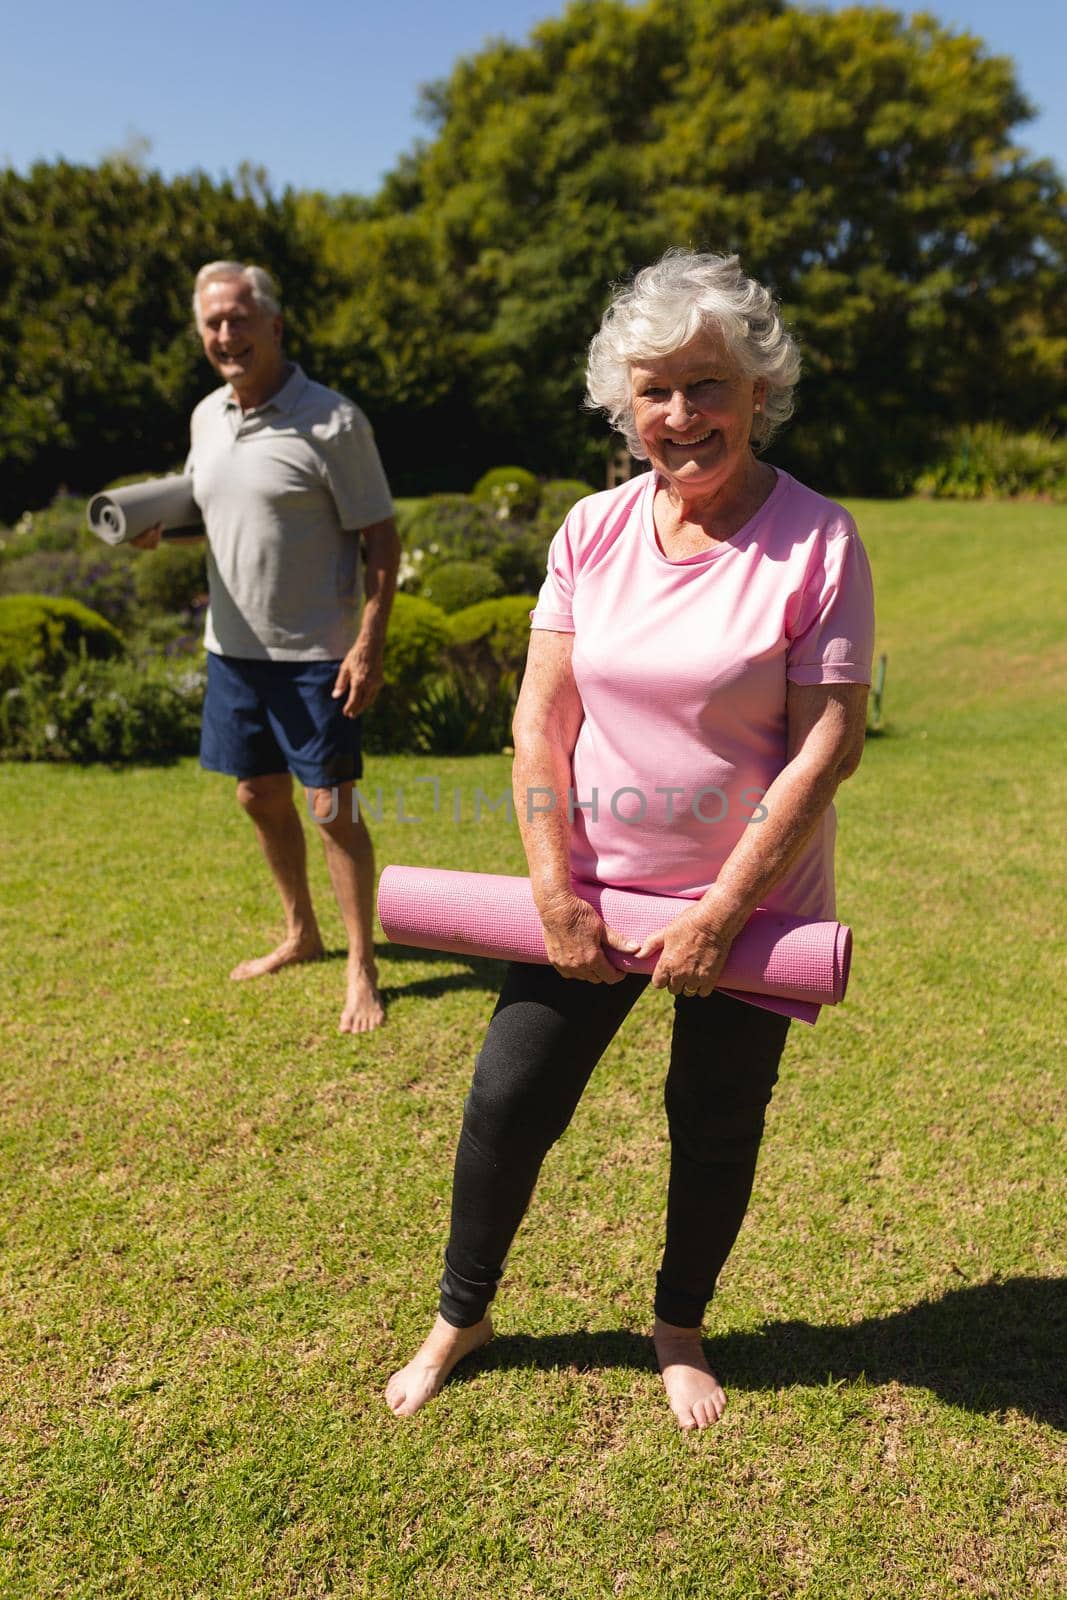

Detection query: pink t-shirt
xmin=528 ymin=468 xmax=875 ymax=919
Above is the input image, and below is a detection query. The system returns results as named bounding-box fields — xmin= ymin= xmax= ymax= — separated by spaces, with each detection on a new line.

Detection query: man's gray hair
xmin=585 ymin=249 xmax=801 ymax=456
xmin=192 ymin=261 xmax=281 ymax=331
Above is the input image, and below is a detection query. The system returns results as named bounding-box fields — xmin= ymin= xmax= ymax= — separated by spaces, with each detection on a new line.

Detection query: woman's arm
xmin=512 ymin=631 xmax=638 ymax=983
xmin=636 ymin=681 xmax=869 ymax=995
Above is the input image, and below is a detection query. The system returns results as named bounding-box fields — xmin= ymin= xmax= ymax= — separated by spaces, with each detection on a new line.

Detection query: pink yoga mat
xmin=377 ymin=867 xmax=853 ymax=1025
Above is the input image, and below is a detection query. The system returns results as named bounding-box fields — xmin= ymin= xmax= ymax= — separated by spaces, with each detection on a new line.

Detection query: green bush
xmin=0 ymin=493 xmax=87 ymax=558
xmin=437 ymin=595 xmax=537 ymax=753
xmin=132 ymin=541 xmax=209 ymax=615
xmin=420 ymin=560 xmax=504 ymax=613
xmin=127 ymin=613 xmax=206 ymax=659
xmin=401 ymin=495 xmax=497 ymax=560
xmin=0 ymin=595 xmax=124 ymax=688
xmin=487 ymin=527 xmax=552 ymax=594
xmin=403 ymin=670 xmax=518 ymax=756
xmin=447 ymin=595 xmax=536 ymax=674
xmin=0 ymin=656 xmax=204 ymax=763
xmin=471 ymin=467 xmax=541 ymax=520
xmin=363 ymin=592 xmax=451 ymax=753
xmin=391 ymin=498 xmax=426 ymax=546
xmin=0 ymin=544 xmax=137 ymax=627
xmin=535 ymin=478 xmax=598 ymax=532
xmin=379 ymin=593 xmax=450 ymax=690
xmin=915 ymin=425 xmax=1067 ymax=500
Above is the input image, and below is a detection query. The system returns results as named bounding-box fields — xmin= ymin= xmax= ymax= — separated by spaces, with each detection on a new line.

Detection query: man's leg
xmin=230 ymin=772 xmax=324 ymax=979
xmin=307 ymin=782 xmax=384 ymax=1033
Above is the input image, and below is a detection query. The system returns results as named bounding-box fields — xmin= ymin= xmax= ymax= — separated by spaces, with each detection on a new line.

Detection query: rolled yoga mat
xmin=377 ymin=866 xmax=854 ymax=1025
xmin=87 ymin=476 xmax=204 ymax=546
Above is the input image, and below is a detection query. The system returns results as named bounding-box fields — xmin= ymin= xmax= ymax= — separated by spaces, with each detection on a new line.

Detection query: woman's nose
xmin=665 ymin=389 xmax=693 ymax=429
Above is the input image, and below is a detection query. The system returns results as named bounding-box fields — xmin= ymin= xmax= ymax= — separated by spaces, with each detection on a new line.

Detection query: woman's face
xmin=629 ymin=329 xmax=763 ymax=501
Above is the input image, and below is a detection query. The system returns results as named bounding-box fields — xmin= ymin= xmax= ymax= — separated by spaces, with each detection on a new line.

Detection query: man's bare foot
xmin=229 ymin=932 xmax=324 ymax=981
xmin=654 ymin=1317 xmax=726 ymax=1430
xmin=385 ymin=1314 xmax=493 ymax=1418
xmin=339 ymin=960 xmax=385 ymax=1033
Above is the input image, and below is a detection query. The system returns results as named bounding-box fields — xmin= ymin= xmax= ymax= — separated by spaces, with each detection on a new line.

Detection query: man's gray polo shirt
xmin=187 ymin=365 xmax=394 ymax=661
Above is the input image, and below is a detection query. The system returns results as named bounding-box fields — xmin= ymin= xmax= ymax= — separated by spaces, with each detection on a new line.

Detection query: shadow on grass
xmin=466 ymin=1277 xmax=1065 ymax=1428
xmin=378 ymin=944 xmax=503 ymax=1000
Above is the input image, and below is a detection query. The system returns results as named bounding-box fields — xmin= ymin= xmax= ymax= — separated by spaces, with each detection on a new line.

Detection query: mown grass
xmin=0 ymin=498 xmax=1064 ymax=1598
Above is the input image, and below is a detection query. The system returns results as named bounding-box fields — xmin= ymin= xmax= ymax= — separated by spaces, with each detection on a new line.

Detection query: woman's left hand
xmin=633 ymin=902 xmax=736 ymax=998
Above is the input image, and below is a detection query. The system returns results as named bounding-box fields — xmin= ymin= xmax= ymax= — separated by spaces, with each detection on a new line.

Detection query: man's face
xmin=197 ymin=276 xmax=282 ymax=391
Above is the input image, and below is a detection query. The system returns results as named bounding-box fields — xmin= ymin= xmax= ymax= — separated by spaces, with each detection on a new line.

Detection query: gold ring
xmin=682 ymin=985 xmax=698 ymax=997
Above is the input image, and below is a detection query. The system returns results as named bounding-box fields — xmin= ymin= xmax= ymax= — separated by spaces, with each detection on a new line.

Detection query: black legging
xmin=438 ymin=962 xmax=791 ymax=1329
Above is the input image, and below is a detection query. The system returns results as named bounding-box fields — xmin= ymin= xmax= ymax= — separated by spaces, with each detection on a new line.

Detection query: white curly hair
xmin=585 ymin=249 xmax=801 ymax=455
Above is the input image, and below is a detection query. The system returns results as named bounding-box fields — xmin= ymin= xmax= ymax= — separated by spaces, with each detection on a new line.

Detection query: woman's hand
xmin=537 ymin=888 xmax=639 ymax=984
xmin=634 ymin=901 xmax=736 ymax=999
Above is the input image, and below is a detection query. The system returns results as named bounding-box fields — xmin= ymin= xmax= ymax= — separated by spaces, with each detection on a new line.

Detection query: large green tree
xmin=0 ymin=161 xmax=321 ymax=521
xmin=319 ymin=0 xmax=1066 ymax=493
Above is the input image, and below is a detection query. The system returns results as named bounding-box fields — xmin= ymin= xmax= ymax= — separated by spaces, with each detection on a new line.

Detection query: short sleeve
xmin=323 ymin=408 xmax=394 ymax=531
xmin=786 ymin=526 xmax=875 ymax=686
xmin=529 ymin=516 xmax=577 ymax=633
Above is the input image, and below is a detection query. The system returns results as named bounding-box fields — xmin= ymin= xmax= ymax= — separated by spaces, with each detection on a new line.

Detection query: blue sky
xmin=3 ymin=0 xmax=1064 ymax=197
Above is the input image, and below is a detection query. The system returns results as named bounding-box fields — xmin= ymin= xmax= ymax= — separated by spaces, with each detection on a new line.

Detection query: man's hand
xmin=129 ymin=522 xmax=164 ymax=550
xmin=332 ymin=645 xmax=384 ymax=719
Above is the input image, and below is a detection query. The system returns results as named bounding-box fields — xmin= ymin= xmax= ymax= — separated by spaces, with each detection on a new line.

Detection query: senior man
xmin=135 ymin=260 xmax=400 ymax=1033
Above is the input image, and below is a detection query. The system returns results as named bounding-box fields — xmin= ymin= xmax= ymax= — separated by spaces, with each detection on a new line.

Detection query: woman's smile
xmin=664 ymin=426 xmax=719 ymax=450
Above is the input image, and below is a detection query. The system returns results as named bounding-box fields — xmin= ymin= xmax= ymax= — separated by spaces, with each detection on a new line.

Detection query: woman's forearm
xmin=698 ymin=753 xmax=854 ymax=939
xmin=512 ymin=735 xmax=576 ymax=908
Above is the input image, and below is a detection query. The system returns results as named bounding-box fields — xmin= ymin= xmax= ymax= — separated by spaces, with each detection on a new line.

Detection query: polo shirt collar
xmin=223 ymin=363 xmax=308 ymax=416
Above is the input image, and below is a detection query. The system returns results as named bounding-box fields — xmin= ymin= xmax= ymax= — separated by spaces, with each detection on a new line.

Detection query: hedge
xmin=0 ymin=595 xmax=124 ymax=689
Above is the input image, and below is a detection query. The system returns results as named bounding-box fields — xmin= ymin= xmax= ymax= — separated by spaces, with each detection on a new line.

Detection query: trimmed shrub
xmin=0 ymin=544 xmax=137 ymax=627
xmin=437 ymin=594 xmax=537 ymax=753
xmin=0 ymin=595 xmax=124 ymax=688
xmin=420 ymin=560 xmax=504 ymax=613
xmin=0 ymin=656 xmax=204 ymax=763
xmin=535 ymin=478 xmax=598 ymax=532
xmin=488 ymin=527 xmax=552 ymax=594
xmin=380 ymin=593 xmax=451 ymax=691
xmin=401 ymin=495 xmax=497 ymax=561
xmin=471 ymin=466 xmax=541 ymax=520
xmin=132 ymin=541 xmax=209 ymax=615
xmin=392 ymin=497 xmax=426 ymax=545
xmin=363 ymin=592 xmax=451 ymax=753
xmin=916 ymin=424 xmax=1067 ymax=500
xmin=447 ymin=595 xmax=536 ymax=674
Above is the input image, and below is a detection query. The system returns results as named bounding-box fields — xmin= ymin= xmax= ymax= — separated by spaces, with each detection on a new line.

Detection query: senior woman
xmin=386 ymin=249 xmax=874 ymax=1429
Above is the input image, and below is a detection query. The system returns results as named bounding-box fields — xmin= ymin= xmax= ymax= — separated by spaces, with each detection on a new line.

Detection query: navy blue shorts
xmin=200 ymin=653 xmax=363 ymax=787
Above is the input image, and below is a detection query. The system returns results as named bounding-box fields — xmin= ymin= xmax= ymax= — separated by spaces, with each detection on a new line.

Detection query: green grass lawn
xmin=0 ymin=498 xmax=1064 ymax=1598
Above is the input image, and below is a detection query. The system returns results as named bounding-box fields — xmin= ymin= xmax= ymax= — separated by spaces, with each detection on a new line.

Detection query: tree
xmin=322 ymin=0 xmax=1066 ymax=493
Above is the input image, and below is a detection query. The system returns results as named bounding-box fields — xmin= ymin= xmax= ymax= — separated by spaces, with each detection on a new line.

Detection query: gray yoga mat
xmin=87 ymin=476 xmax=204 ymax=546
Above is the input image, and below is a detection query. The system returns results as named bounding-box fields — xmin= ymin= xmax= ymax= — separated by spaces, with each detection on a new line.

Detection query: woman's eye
xmin=691 ymin=377 xmax=724 ymax=391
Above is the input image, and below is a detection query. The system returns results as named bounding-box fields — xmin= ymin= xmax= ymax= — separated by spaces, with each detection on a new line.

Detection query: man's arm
xmin=331 ymin=517 xmax=401 ymax=718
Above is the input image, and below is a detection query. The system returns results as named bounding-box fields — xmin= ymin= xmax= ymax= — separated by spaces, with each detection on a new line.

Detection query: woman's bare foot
xmin=339 ymin=960 xmax=385 ymax=1033
xmin=654 ymin=1317 xmax=726 ymax=1430
xmin=385 ymin=1314 xmax=493 ymax=1417
xmin=229 ymin=932 xmax=324 ymax=981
